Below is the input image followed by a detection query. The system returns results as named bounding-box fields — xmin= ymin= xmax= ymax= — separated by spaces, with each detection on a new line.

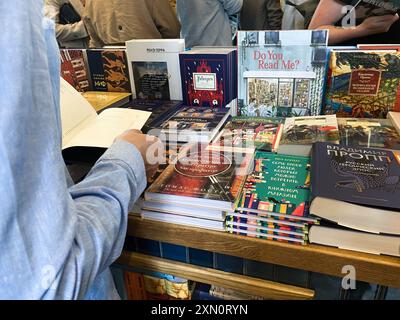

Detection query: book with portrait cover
xmin=209 ymin=116 xmax=284 ymax=153
xmin=60 ymin=49 xmax=91 ymax=92
xmin=237 ymin=30 xmax=329 ymax=117
xmin=145 ymin=147 xmax=254 ymax=211
xmin=310 ymin=142 xmax=400 ymax=235
xmin=86 ymin=49 xmax=131 ymax=93
xmin=179 ymin=47 xmax=237 ymax=108
xmin=324 ymin=50 xmax=400 ymax=118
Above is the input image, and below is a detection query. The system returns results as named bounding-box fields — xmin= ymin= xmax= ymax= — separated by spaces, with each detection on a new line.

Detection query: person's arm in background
xmin=152 ymin=0 xmax=181 ymax=38
xmin=45 ymin=0 xmax=88 ymax=44
xmin=308 ymin=0 xmax=399 ymax=44
xmin=265 ymin=0 xmax=284 ymax=30
xmin=0 ymin=0 xmax=159 ymax=299
xmin=221 ymin=0 xmax=243 ymax=15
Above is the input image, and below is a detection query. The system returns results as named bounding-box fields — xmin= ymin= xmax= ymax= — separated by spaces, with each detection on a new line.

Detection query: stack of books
xmin=142 ymin=145 xmax=254 ymax=231
xmin=226 ymin=152 xmax=318 ymax=245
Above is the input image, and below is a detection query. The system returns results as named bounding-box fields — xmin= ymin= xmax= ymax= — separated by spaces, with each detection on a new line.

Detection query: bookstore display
xmin=59 ymin=32 xmax=400 ymax=263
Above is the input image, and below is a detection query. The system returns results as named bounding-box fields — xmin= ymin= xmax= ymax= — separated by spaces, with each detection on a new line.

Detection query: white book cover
xmin=60 ymin=78 xmax=151 ymax=149
xmin=126 ymin=39 xmax=185 ymax=100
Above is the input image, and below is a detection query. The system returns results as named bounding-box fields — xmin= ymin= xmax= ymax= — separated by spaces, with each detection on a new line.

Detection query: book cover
xmin=237 ymin=30 xmax=329 ymax=117
xmin=324 ymin=50 xmax=400 ymax=118
xmin=236 ymin=152 xmax=317 ymax=223
xmin=145 ymin=147 xmax=253 ymax=210
xmin=81 ymin=91 xmax=131 ymax=112
xmin=60 ymin=49 xmax=91 ymax=92
xmin=209 ymin=116 xmax=284 ymax=153
xmin=179 ymin=49 xmax=236 ymax=108
xmin=86 ymin=49 xmax=131 ymax=92
xmin=311 ymin=142 xmax=400 ymax=210
xmin=226 ymin=226 xmax=306 ymax=244
xmin=126 ymin=39 xmax=185 ymax=100
xmin=338 ymin=118 xmax=400 ymax=150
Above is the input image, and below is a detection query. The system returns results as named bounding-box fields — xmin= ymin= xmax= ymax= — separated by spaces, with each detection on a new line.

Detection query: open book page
xmin=60 ymin=77 xmax=151 ymax=149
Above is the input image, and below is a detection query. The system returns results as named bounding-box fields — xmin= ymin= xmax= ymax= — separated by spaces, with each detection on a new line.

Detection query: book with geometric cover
xmin=86 ymin=49 xmax=131 ymax=93
xmin=338 ymin=117 xmax=400 ymax=150
xmin=237 ymin=30 xmax=329 ymax=117
xmin=145 ymin=147 xmax=254 ymax=211
xmin=324 ymin=50 xmax=400 ymax=118
xmin=236 ymin=152 xmax=318 ymax=223
xmin=209 ymin=117 xmax=284 ymax=153
xmin=60 ymin=49 xmax=91 ymax=92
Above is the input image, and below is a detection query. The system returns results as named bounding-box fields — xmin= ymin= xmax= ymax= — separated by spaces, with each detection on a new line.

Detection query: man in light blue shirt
xmin=0 ymin=0 xmax=156 ymax=299
xmin=177 ymin=0 xmax=243 ymax=48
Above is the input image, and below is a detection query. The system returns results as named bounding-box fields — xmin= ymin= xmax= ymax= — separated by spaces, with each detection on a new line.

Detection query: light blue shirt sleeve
xmin=0 ymin=0 xmax=146 ymax=299
xmin=220 ymin=0 xmax=243 ymax=15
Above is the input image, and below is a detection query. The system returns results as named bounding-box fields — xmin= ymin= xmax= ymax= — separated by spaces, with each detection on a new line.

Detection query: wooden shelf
xmin=126 ymin=215 xmax=400 ymax=288
xmin=117 ymin=252 xmax=315 ymax=300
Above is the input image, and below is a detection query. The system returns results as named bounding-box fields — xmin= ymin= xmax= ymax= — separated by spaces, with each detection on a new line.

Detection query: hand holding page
xmin=60 ymin=78 xmax=151 ymax=150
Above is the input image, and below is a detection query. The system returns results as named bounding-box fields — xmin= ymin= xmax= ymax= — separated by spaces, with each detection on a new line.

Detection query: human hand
xmin=116 ymin=129 xmax=163 ymax=179
xmin=358 ymin=14 xmax=399 ymax=36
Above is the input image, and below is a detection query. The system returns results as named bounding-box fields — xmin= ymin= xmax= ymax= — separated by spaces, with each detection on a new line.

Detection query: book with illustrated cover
xmin=86 ymin=49 xmax=131 ymax=93
xmin=278 ymin=115 xmax=340 ymax=156
xmin=338 ymin=117 xmax=400 ymax=150
xmin=208 ymin=117 xmax=284 ymax=153
xmin=236 ymin=152 xmax=318 ymax=223
xmin=310 ymin=142 xmax=400 ymax=235
xmin=157 ymin=106 xmax=231 ymax=142
xmin=126 ymin=39 xmax=185 ymax=100
xmin=237 ymin=30 xmax=329 ymax=117
xmin=145 ymin=147 xmax=254 ymax=211
xmin=324 ymin=50 xmax=400 ymax=118
xmin=60 ymin=49 xmax=91 ymax=92
xmin=179 ymin=47 xmax=237 ymax=108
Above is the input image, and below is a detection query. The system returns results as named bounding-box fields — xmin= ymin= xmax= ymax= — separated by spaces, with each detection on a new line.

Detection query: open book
xmin=60 ymin=78 xmax=151 ymax=150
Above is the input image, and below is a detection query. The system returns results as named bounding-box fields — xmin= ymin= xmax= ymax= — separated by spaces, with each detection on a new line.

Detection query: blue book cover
xmin=311 ymin=142 xmax=400 ymax=210
xmin=179 ymin=51 xmax=235 ymax=108
xmin=86 ymin=49 xmax=131 ymax=93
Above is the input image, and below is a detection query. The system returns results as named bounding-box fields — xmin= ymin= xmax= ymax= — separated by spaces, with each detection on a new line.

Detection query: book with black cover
xmin=310 ymin=142 xmax=400 ymax=235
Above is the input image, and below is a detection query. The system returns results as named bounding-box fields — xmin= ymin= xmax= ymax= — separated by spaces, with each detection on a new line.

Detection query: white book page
xmin=60 ymin=77 xmax=97 ymax=145
xmin=63 ymin=108 xmax=151 ymax=149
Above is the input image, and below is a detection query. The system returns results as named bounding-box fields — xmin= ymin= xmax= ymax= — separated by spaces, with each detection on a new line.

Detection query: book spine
xmin=124 ymin=271 xmax=148 ymax=300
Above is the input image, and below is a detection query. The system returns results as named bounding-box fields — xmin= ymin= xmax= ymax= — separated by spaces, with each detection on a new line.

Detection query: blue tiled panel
xmin=244 ymin=259 xmax=274 ymax=281
xmin=123 ymin=236 xmax=138 ymax=252
xmin=136 ymin=238 xmax=161 ymax=257
xmin=274 ymin=265 xmax=309 ymax=287
xmin=346 ymin=281 xmax=377 ymax=300
xmin=310 ymin=272 xmax=342 ymax=300
xmin=188 ymin=248 xmax=214 ymax=268
xmin=160 ymin=242 xmax=188 ymax=263
xmin=215 ymin=253 xmax=244 ymax=274
xmin=387 ymin=287 xmax=400 ymax=300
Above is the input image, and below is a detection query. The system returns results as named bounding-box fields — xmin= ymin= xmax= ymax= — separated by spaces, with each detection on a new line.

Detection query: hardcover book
xmin=310 ymin=142 xmax=400 ymax=235
xmin=237 ymin=30 xmax=329 ymax=117
xmin=60 ymin=49 xmax=91 ymax=92
xmin=278 ymin=115 xmax=340 ymax=156
xmin=338 ymin=117 xmax=400 ymax=150
xmin=236 ymin=152 xmax=318 ymax=223
xmin=208 ymin=117 xmax=284 ymax=153
xmin=86 ymin=49 xmax=131 ymax=93
xmin=126 ymin=39 xmax=185 ymax=100
xmin=324 ymin=50 xmax=400 ymax=118
xmin=157 ymin=106 xmax=231 ymax=142
xmin=145 ymin=148 xmax=253 ymax=211
xmin=179 ymin=47 xmax=237 ymax=108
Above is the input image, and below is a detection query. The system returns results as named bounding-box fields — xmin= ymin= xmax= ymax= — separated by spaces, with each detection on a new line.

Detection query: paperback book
xmin=324 ymin=50 xmax=400 ymax=118
xmin=209 ymin=117 xmax=284 ymax=153
xmin=60 ymin=49 xmax=91 ymax=92
xmin=237 ymin=30 xmax=329 ymax=117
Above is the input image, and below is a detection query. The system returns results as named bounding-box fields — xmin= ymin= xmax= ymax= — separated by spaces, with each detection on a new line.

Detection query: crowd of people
xmin=45 ymin=0 xmax=398 ymax=48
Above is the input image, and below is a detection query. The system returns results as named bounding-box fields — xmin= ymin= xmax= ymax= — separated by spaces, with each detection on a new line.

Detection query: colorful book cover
xmin=145 ymin=147 xmax=253 ymax=209
xmin=225 ymin=226 xmax=306 ymax=244
xmin=338 ymin=118 xmax=400 ymax=150
xmin=324 ymin=50 xmax=400 ymax=118
xmin=86 ymin=49 xmax=131 ymax=93
xmin=280 ymin=115 xmax=340 ymax=146
xmin=60 ymin=49 xmax=91 ymax=92
xmin=237 ymin=152 xmax=317 ymax=223
xmin=311 ymin=142 xmax=400 ymax=210
xmin=209 ymin=116 xmax=284 ymax=153
xmin=179 ymin=50 xmax=236 ymax=108
xmin=237 ymin=30 xmax=329 ymax=117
